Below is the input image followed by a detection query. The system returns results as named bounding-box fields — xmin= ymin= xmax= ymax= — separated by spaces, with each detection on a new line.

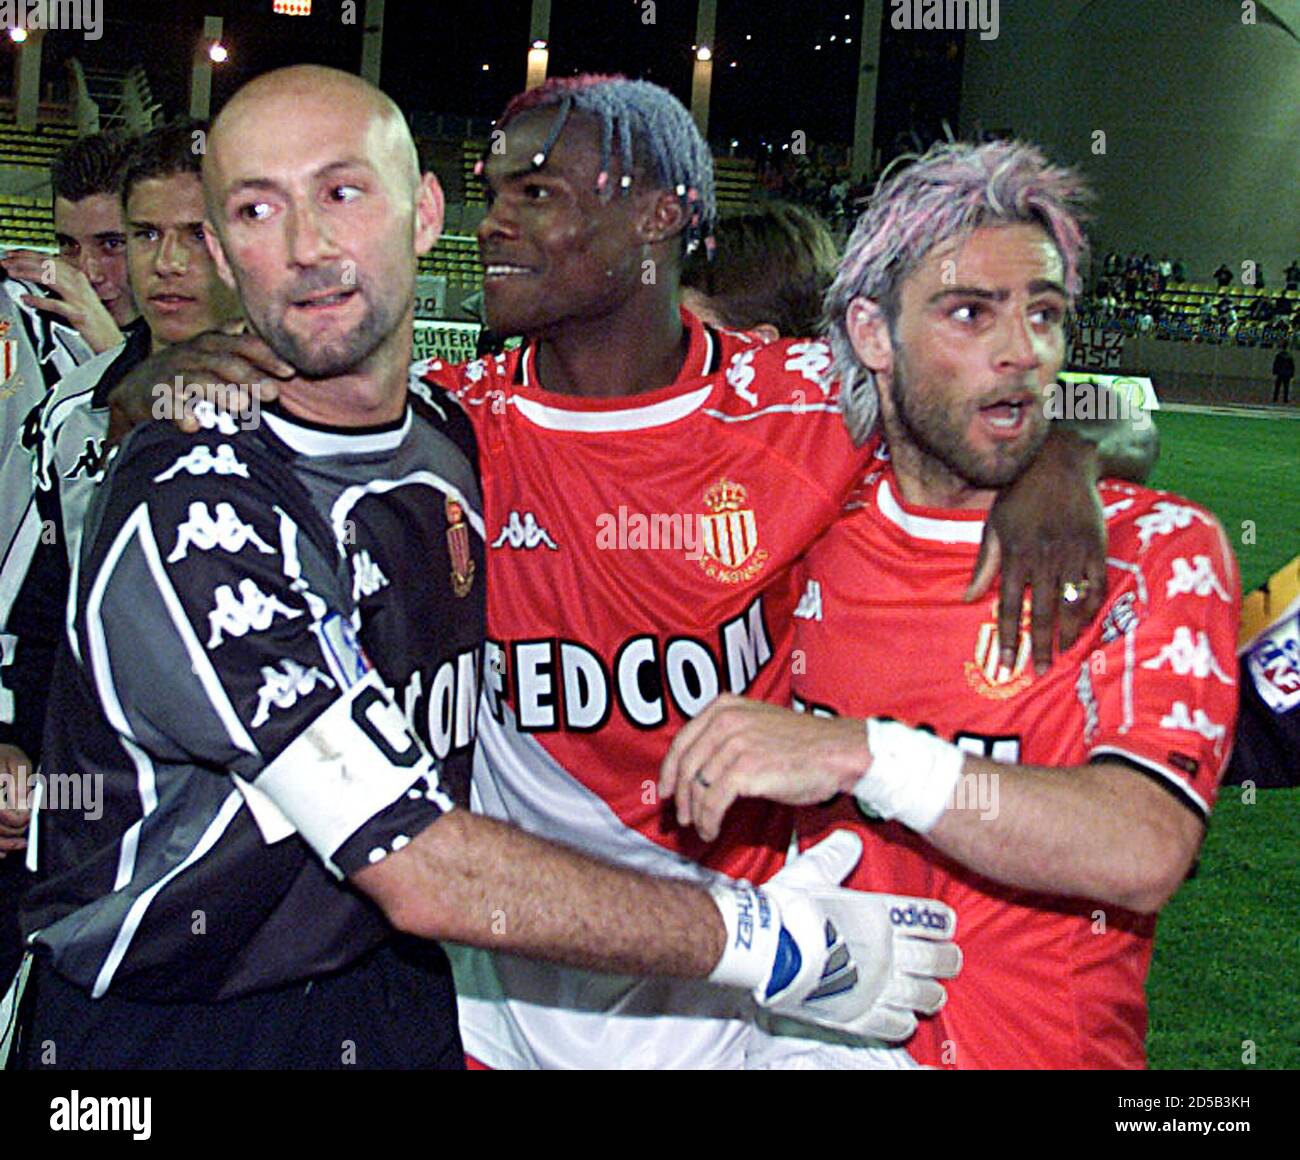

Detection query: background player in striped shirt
xmin=662 ymin=140 xmax=1239 ymax=1068
xmin=0 ymin=131 xmax=143 ymax=983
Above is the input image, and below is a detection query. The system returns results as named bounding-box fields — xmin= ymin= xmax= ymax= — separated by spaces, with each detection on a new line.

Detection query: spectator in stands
xmin=0 ymin=131 xmax=141 ymax=353
xmin=1273 ymin=346 xmax=1294 ymax=404
xmin=1158 ymin=254 xmax=1172 ymax=282
xmin=1171 ymin=257 xmax=1186 ymax=283
xmin=680 ymin=202 xmax=838 ymax=341
xmin=1214 ymin=262 xmax=1234 ymax=289
xmin=1284 ymin=260 xmax=1300 ymax=290
xmin=1103 ymin=250 xmax=1120 ymax=277
xmin=1122 ymin=262 xmax=1139 ymax=300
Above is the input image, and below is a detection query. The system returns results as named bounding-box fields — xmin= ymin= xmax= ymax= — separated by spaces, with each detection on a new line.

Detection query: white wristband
xmin=706 ymin=877 xmax=781 ymax=994
xmin=853 ymin=718 xmax=965 ymax=834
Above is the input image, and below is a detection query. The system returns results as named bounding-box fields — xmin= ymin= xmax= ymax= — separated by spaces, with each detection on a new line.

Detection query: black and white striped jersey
xmin=22 ymin=393 xmax=485 ymax=1003
xmin=0 ymin=274 xmax=97 ymax=741
xmin=0 ymin=324 xmax=149 ymax=762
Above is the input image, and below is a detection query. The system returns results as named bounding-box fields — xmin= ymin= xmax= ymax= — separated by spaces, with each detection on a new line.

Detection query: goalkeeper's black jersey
xmin=23 ymin=391 xmax=485 ymax=1004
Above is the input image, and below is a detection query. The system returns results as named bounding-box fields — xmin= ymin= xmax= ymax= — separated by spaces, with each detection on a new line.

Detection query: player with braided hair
xmin=482 ymin=75 xmax=717 ymax=258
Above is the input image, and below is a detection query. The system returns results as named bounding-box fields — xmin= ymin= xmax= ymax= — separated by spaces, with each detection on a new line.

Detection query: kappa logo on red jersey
xmin=1159 ymin=700 xmax=1227 ymax=750
xmin=965 ymin=597 xmax=1033 ymax=699
xmin=1135 ymin=500 xmax=1214 ymax=550
xmin=1142 ymin=626 xmax=1234 ymax=684
xmin=698 ymin=478 xmax=769 ymax=584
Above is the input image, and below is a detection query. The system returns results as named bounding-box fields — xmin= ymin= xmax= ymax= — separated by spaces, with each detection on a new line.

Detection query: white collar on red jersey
xmin=875 ymin=476 xmax=985 ymax=545
xmin=508 ymin=314 xmax=719 ymax=433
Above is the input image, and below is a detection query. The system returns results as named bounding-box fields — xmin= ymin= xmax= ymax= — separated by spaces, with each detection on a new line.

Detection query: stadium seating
xmin=0 ymin=193 xmax=55 ymax=251
xmin=419 ymin=232 xmax=482 ymax=290
xmin=0 ymin=117 xmax=78 ymax=170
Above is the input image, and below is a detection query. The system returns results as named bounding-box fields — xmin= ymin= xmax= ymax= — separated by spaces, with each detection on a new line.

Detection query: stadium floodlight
xmin=696 ymin=46 xmax=712 ymax=62
xmin=209 ymin=41 xmax=229 ymax=63
xmin=532 ymin=39 xmax=547 ymax=50
xmin=8 ymin=27 xmax=27 ymax=43
xmin=272 ymin=0 xmax=313 ymax=13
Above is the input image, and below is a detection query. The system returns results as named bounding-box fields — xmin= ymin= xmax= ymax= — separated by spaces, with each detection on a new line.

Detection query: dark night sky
xmin=24 ymin=1 xmax=962 ymax=166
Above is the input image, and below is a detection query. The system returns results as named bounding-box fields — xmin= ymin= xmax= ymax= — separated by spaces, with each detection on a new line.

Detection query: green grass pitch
xmin=1140 ymin=409 xmax=1299 ymax=1070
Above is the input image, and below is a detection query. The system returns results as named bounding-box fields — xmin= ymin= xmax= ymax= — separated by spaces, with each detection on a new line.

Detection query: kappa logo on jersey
xmin=1159 ymin=700 xmax=1226 ymax=746
xmin=250 ymin=658 xmax=337 ymax=727
xmin=190 ymin=399 xmax=240 ymax=435
xmin=168 ymin=501 xmax=276 ymax=563
xmin=351 ymin=549 xmax=390 ymax=600
xmin=1166 ymin=555 xmax=1231 ymax=602
xmin=64 ymin=437 xmax=109 ymax=481
xmin=726 ymin=349 xmax=757 ymax=406
xmin=492 ymin=510 xmax=558 ymax=551
xmin=154 ymin=444 xmax=249 ymax=482
xmin=1136 ymin=500 xmax=1214 ymax=550
xmin=1141 ymin=626 xmax=1235 ymax=684
xmin=1245 ymin=619 xmax=1300 ymax=713
xmin=784 ymin=341 xmax=833 ymax=391
xmin=698 ymin=479 xmax=769 ymax=584
xmin=793 ymin=578 xmax=823 ymax=621
xmin=966 ymin=597 xmax=1033 ymax=699
xmin=20 ymin=398 xmax=43 ymax=455
xmin=1100 ymin=592 xmax=1140 ymax=643
xmin=206 ymin=578 xmax=302 ymax=649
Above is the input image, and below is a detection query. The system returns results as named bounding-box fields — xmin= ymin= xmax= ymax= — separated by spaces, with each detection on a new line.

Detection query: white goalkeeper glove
xmin=708 ymin=830 xmax=961 ymax=1041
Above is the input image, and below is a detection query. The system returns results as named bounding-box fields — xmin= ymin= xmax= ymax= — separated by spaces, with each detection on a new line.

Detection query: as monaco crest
xmin=698 ymin=478 xmax=768 ymax=584
xmin=965 ymin=597 xmax=1034 ymax=699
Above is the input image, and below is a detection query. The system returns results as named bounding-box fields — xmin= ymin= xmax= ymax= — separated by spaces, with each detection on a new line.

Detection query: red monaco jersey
xmin=422 ymin=313 xmax=871 ymax=1068
xmin=794 ymin=465 xmax=1241 ymax=1070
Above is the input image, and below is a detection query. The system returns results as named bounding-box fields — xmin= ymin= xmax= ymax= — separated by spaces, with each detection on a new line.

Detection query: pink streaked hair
xmin=826 ymin=139 xmax=1092 ymax=444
